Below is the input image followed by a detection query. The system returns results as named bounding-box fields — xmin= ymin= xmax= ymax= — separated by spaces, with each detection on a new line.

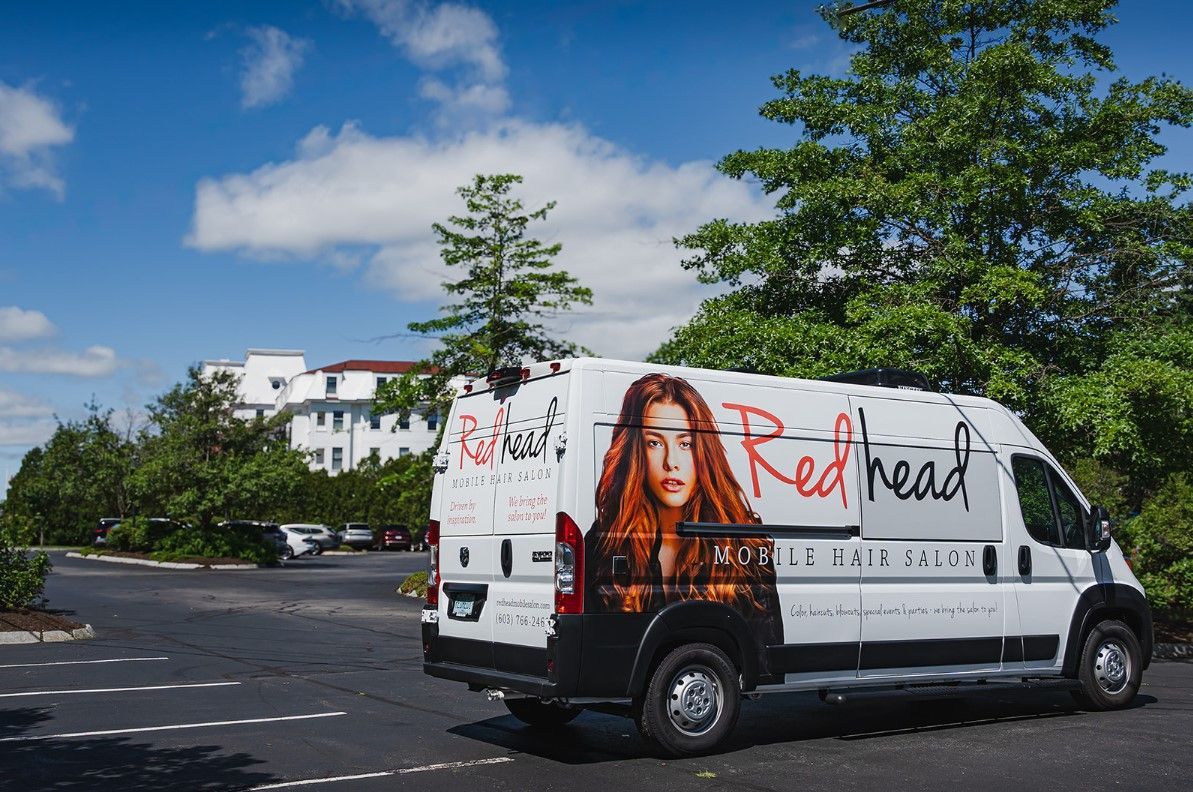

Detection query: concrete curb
xmin=0 ymin=624 xmax=95 ymax=645
xmin=1154 ymin=643 xmax=1193 ymax=661
xmin=65 ymin=551 xmax=266 ymax=570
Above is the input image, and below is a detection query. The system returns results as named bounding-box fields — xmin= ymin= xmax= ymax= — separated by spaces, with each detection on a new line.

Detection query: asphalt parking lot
xmin=1 ymin=551 xmax=1189 ymax=791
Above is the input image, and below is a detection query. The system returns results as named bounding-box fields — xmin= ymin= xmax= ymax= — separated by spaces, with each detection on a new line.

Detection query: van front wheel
xmin=1072 ymin=619 xmax=1142 ymax=711
xmin=637 ymin=643 xmax=740 ymax=757
xmin=504 ymin=697 xmax=581 ymax=727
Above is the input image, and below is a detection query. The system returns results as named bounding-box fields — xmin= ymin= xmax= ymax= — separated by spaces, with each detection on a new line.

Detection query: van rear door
xmin=486 ymin=373 xmax=569 ymax=675
xmin=434 ymin=368 xmax=569 ymax=676
xmin=436 ymin=390 xmax=501 ymax=662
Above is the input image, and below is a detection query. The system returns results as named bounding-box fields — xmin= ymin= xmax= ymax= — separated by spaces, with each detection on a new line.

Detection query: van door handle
xmin=1018 ymin=545 xmax=1032 ymax=577
xmin=982 ymin=545 xmax=997 ymax=577
xmin=500 ymin=539 xmax=513 ymax=579
xmin=612 ymin=555 xmax=629 ymax=581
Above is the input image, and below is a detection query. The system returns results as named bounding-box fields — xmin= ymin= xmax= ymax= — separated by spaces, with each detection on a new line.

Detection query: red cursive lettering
xmin=457 ymin=408 xmax=505 ymax=470
xmin=720 ymin=403 xmax=852 ymax=508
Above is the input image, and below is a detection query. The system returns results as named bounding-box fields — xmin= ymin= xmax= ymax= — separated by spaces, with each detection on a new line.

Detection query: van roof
xmin=454 ymin=357 xmax=1004 ymax=412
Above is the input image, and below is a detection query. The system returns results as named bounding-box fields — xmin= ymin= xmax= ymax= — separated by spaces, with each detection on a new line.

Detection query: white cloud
xmin=187 ymin=120 xmax=770 ymax=358
xmin=0 ymin=389 xmax=53 ymax=418
xmin=339 ymin=0 xmax=507 ymax=124
xmin=0 ymin=345 xmax=121 ymax=377
xmin=240 ymin=26 xmax=310 ymax=109
xmin=0 ymin=306 xmax=55 ymax=342
xmin=339 ymin=0 xmax=505 ymax=79
xmin=0 ymin=417 xmax=55 ymax=447
xmin=0 ymin=81 xmax=74 ymax=197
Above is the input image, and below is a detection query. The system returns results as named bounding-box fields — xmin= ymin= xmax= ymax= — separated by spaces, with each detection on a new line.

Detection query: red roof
xmin=305 ymin=360 xmax=427 ymax=375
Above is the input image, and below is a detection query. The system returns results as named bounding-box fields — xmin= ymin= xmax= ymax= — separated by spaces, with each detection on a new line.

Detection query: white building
xmin=201 ymin=349 xmax=307 ymax=420
xmin=202 ymin=350 xmax=440 ymax=474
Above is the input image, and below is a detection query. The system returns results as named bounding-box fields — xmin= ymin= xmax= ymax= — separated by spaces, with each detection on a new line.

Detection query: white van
xmin=421 ymin=359 xmax=1151 ymax=756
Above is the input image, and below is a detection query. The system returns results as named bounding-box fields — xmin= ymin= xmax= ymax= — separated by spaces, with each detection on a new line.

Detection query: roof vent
xmin=821 ymin=368 xmax=933 ymax=392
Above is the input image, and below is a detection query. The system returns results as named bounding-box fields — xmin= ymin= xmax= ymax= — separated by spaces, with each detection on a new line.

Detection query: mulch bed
xmin=0 ymin=608 xmax=85 ymax=633
xmin=87 ymin=550 xmax=256 ymax=567
xmin=1154 ymin=612 xmax=1193 ymax=644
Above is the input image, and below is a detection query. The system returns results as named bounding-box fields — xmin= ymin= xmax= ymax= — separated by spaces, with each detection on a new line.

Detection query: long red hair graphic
xmin=586 ymin=374 xmax=782 ymax=648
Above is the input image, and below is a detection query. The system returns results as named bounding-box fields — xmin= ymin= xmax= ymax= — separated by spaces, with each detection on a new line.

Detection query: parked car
xmin=277 ymin=525 xmax=322 ymax=558
xmin=280 ymin=523 xmax=340 ymax=550
xmin=340 ymin=523 xmax=375 ymax=550
xmin=217 ymin=520 xmax=297 ymax=560
xmin=376 ymin=525 xmax=412 ymax=551
xmin=93 ymin=517 xmax=121 ymax=546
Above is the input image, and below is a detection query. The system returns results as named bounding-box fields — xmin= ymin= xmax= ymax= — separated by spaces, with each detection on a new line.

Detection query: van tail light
xmin=554 ymin=512 xmax=584 ymax=614
xmin=426 ymin=519 xmax=440 ymax=608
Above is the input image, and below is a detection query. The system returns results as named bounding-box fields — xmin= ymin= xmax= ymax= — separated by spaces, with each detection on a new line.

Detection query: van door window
xmin=1012 ymin=457 xmax=1060 ymax=546
xmin=1048 ymin=470 xmax=1086 ymax=549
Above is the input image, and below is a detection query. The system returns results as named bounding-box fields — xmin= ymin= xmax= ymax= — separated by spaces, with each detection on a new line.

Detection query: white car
xmin=278 ymin=525 xmax=324 ymax=557
xmin=339 ymin=523 xmax=375 ymax=549
xmin=280 ymin=523 xmax=340 ymax=550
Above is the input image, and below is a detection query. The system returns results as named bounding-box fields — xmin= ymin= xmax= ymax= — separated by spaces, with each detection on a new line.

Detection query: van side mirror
xmin=1086 ymin=505 xmax=1112 ymax=553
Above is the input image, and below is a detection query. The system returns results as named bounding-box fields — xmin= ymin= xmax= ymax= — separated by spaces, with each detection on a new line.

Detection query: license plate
xmin=451 ymin=594 xmax=475 ymax=618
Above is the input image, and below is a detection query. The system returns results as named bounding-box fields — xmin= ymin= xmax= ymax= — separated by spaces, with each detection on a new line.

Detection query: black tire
xmin=636 ymin=643 xmax=741 ymax=757
xmin=1072 ymin=619 xmax=1142 ymax=711
xmin=504 ymin=698 xmax=582 ymax=727
xmin=280 ymin=545 xmax=294 ymax=561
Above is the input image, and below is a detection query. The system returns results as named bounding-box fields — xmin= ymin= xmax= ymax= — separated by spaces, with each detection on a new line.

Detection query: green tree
xmin=131 ymin=367 xmax=307 ymax=528
xmin=1 ymin=404 xmax=135 ymax=545
xmin=651 ymin=0 xmax=1192 ymax=424
xmin=375 ymin=173 xmax=593 ymax=420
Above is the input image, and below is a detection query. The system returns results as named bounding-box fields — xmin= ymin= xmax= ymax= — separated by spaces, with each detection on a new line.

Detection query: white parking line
xmin=0 ymin=711 xmax=347 ymax=742
xmin=0 ymin=681 xmax=240 ymax=699
xmin=248 ymin=758 xmax=515 ymax=789
xmin=0 ymin=656 xmax=169 ymax=670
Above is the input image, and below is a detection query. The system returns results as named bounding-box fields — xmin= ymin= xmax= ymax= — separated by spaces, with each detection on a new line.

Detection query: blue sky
xmin=2 ymin=0 xmax=1191 ymax=484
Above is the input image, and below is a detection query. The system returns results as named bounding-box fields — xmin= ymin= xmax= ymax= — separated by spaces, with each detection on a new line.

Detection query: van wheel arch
xmin=1063 ymin=584 xmax=1152 ymax=678
xmin=627 ymin=602 xmax=758 ymax=697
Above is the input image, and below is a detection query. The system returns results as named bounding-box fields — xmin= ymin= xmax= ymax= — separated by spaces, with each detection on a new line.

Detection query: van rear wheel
xmin=504 ymin=697 xmax=582 ymax=727
xmin=1072 ymin=619 xmax=1142 ymax=711
xmin=637 ymin=643 xmax=740 ymax=757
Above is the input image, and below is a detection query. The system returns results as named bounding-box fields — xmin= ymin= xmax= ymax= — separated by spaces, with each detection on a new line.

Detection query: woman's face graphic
xmin=642 ymin=400 xmax=695 ymax=511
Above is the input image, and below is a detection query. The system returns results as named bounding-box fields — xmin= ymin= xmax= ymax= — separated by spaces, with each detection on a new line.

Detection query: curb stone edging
xmin=65 ymin=551 xmax=266 ymax=570
xmin=0 ymin=625 xmax=95 ymax=645
xmin=1154 ymin=643 xmax=1193 ymax=660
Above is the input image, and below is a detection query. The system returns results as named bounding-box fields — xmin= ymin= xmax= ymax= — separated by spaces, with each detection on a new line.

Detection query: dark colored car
xmin=218 ymin=520 xmax=288 ymax=559
xmin=376 ymin=525 xmax=412 ymax=551
xmin=93 ymin=517 xmax=121 ymax=546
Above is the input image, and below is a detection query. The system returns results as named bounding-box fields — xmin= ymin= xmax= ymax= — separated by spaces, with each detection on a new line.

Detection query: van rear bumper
xmin=422 ymin=613 xmax=585 ymax=697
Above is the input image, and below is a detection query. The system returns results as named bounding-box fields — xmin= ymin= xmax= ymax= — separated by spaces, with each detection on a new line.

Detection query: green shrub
xmin=398 ymin=570 xmax=428 ymax=598
xmin=1124 ymin=473 xmax=1193 ymax=611
xmin=107 ymin=516 xmax=175 ymax=552
xmin=0 ymin=545 xmax=52 ymax=608
xmin=154 ymin=525 xmax=277 ymax=564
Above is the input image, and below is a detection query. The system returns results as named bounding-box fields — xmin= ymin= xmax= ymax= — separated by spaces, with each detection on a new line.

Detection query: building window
xmin=369 ymin=447 xmax=380 ymax=458
xmin=370 ymin=413 xmax=381 ymax=430
xmin=426 ymin=410 xmax=438 ymax=431
xmin=314 ymin=449 xmax=324 ymax=466
xmin=316 ymin=411 xmax=325 ymax=427
xmin=326 ymin=375 xmax=337 ymax=395
xmin=376 ymin=376 xmax=387 ymax=389
xmin=399 ymin=415 xmax=410 ymax=430
xmin=256 ymin=409 xmax=265 ymax=418
xmin=331 ymin=447 xmax=343 ymax=471
xmin=332 ymin=410 xmax=344 ymax=431
xmin=399 ymin=447 xmax=410 ymax=457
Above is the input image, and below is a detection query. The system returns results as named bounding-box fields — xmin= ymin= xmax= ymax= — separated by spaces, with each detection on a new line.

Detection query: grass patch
xmin=398 ymin=570 xmax=429 ymax=598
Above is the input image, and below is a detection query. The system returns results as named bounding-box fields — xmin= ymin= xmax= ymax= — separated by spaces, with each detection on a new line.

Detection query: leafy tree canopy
xmin=131 ymin=367 xmax=307 ymax=529
xmin=376 ymin=173 xmax=593 ymax=418
xmin=651 ymin=0 xmax=1192 ymax=421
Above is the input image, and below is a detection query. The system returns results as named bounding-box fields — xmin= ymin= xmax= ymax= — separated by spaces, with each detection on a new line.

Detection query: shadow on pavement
xmin=449 ymin=686 xmax=1157 ymax=764
xmin=0 ymin=707 xmax=278 ymax=790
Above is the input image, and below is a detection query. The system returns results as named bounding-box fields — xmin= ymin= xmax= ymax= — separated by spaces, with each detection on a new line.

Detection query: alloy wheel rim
xmin=666 ymin=665 xmax=722 ymax=737
xmin=1094 ymin=640 xmax=1130 ymax=694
